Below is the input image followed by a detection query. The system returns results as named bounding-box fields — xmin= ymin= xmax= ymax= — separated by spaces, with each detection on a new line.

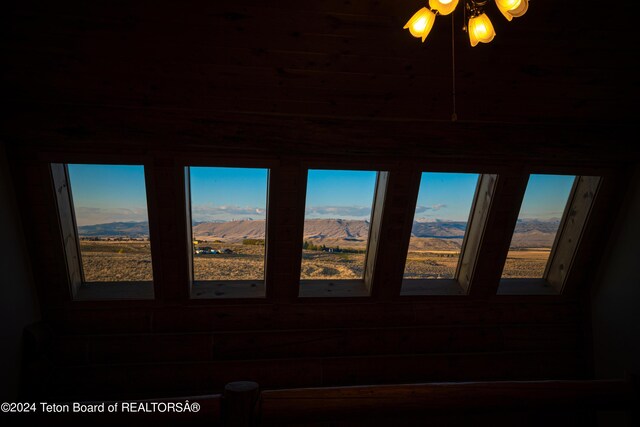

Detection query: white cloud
xmin=305 ymin=205 xmax=372 ymax=219
xmin=191 ymin=204 xmax=267 ymax=222
xmin=414 ymin=203 xmax=447 ymax=214
xmin=74 ymin=206 xmax=148 ymax=226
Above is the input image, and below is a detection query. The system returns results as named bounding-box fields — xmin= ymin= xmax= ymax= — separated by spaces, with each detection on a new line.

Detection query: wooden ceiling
xmin=1 ymin=0 xmax=638 ymax=161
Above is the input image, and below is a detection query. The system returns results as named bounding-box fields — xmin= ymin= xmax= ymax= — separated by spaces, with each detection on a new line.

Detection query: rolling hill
xmin=77 ymin=221 xmax=150 ymax=238
xmin=77 ymin=218 xmax=562 ymax=249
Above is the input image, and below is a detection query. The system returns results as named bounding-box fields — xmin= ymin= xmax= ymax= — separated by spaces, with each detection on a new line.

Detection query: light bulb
xmin=429 ymin=0 xmax=459 ymax=16
xmin=495 ymin=0 xmax=528 ymax=21
xmin=413 ymin=17 xmax=428 ymax=32
xmin=403 ymin=7 xmax=436 ymax=42
xmin=468 ymin=13 xmax=496 ymax=47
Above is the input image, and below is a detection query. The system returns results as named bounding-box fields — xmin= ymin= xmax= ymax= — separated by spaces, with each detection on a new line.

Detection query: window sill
xmin=400 ymin=279 xmax=465 ymax=296
xmin=497 ymin=279 xmax=559 ymax=295
xmin=299 ymin=280 xmax=370 ymax=298
xmin=75 ymin=281 xmax=154 ymax=300
xmin=191 ymin=280 xmax=266 ymax=299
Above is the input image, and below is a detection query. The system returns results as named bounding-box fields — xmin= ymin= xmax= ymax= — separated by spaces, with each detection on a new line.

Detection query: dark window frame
xmin=297 ymin=166 xmax=389 ymax=298
xmin=51 ymin=162 xmax=156 ymax=300
xmin=497 ymin=174 xmax=601 ymax=295
xmin=184 ymin=165 xmax=272 ymax=299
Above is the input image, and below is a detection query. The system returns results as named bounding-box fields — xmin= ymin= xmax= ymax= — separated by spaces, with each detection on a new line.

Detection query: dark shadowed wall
xmin=0 ymin=142 xmax=40 ymax=399
xmin=591 ymin=164 xmax=640 ymax=427
xmin=592 ymin=164 xmax=640 ymax=379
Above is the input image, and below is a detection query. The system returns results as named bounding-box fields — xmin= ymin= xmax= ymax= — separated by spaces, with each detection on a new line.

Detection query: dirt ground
xmin=500 ymin=249 xmax=551 ymax=278
xmin=79 ymin=240 xmax=153 ymax=282
xmin=78 ymin=239 xmax=551 ymax=283
xmin=301 ymin=251 xmax=366 ymax=279
xmin=193 ymin=243 xmax=265 ymax=281
xmin=403 ymin=251 xmax=460 ymax=279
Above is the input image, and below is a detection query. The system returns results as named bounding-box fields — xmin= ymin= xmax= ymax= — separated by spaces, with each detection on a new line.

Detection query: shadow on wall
xmin=591 ymin=164 xmax=640 ymax=427
xmin=0 ymin=142 xmax=41 ymax=400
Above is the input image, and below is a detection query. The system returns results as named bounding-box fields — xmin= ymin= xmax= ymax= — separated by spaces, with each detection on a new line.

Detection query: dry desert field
xmin=501 ymin=249 xmax=551 ymax=278
xmin=78 ymin=238 xmax=551 ymax=283
xmin=79 ymin=240 xmax=153 ymax=282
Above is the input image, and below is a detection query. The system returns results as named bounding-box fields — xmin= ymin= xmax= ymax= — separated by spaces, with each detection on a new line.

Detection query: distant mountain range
xmin=78 ymin=218 xmax=561 ymax=248
xmin=411 ymin=221 xmax=467 ymax=238
xmin=77 ymin=221 xmax=150 ymax=238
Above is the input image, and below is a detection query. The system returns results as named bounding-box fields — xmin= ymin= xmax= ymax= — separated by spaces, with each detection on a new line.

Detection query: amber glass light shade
xmin=429 ymin=0 xmax=459 ymax=16
xmin=495 ymin=0 xmax=528 ymax=21
xmin=403 ymin=7 xmax=436 ymax=42
xmin=468 ymin=13 xmax=496 ymax=46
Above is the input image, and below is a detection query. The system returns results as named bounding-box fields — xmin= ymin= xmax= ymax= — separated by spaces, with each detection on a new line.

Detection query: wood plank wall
xmin=2 ymin=1 xmax=637 ymax=125
xmin=7 ymin=137 xmax=630 ymax=401
xmin=2 ymin=0 xmax=637 ymax=402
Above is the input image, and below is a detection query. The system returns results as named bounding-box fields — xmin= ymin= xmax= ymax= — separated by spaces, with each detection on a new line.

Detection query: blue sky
xmin=414 ymin=173 xmax=575 ymax=222
xmin=414 ymin=172 xmax=479 ymax=222
xmin=518 ymin=174 xmax=575 ymax=220
xmin=190 ymin=167 xmax=268 ymax=222
xmin=67 ymin=164 xmax=149 ymax=226
xmin=67 ymin=165 xmax=576 ymax=225
xmin=305 ymin=169 xmax=377 ymax=220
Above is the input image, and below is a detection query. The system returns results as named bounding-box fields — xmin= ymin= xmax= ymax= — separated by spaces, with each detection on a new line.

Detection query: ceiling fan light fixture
xmin=429 ymin=0 xmax=459 ymax=16
xmin=403 ymin=7 xmax=437 ymax=42
xmin=495 ymin=0 xmax=528 ymax=21
xmin=468 ymin=12 xmax=496 ymax=46
xmin=404 ymin=0 xmax=528 ymax=46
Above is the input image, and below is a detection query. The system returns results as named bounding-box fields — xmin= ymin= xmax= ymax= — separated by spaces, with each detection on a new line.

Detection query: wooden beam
xmin=363 ymin=171 xmax=388 ymax=295
xmin=267 ymin=158 xmax=305 ymax=300
xmin=144 ymin=156 xmax=179 ymax=300
xmin=371 ymin=166 xmax=422 ymax=299
xmin=458 ymin=174 xmax=498 ymax=294
xmin=469 ymin=172 xmax=529 ymax=297
xmin=545 ymin=176 xmax=601 ymax=293
xmin=3 ymin=105 xmax=636 ymax=165
xmin=50 ymin=163 xmax=83 ymax=299
xmin=258 ymin=379 xmax=638 ymax=425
